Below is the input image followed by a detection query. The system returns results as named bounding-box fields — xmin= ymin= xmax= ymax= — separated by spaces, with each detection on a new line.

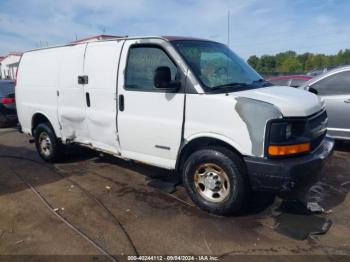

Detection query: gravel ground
xmin=0 ymin=127 xmax=349 ymax=261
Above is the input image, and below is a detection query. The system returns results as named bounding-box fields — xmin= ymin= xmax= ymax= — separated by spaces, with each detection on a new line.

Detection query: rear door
xmin=310 ymin=70 xmax=350 ymax=139
xmin=83 ymin=40 xmax=124 ymax=154
xmin=58 ymin=44 xmax=89 ymax=142
xmin=117 ymin=39 xmax=186 ymax=168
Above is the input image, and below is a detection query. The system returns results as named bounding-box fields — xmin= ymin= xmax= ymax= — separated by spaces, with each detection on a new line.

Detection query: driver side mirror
xmin=309 ymin=86 xmax=318 ymax=95
xmin=154 ymin=66 xmax=181 ymax=89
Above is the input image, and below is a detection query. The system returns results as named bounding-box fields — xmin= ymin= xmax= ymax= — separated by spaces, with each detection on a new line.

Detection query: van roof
xmin=69 ymin=34 xmax=122 ymax=44
xmin=162 ymin=36 xmax=212 ymax=42
xmin=23 ymin=36 xmax=216 ymax=54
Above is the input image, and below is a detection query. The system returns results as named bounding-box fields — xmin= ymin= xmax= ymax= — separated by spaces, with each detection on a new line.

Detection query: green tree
xmin=304 ymin=54 xmax=315 ymax=71
xmin=297 ymin=53 xmax=312 ymax=71
xmin=247 ymin=55 xmax=259 ymax=69
xmin=247 ymin=48 xmax=350 ymax=74
xmin=275 ymin=51 xmax=297 ymax=71
xmin=338 ymin=49 xmax=350 ymax=65
xmin=256 ymin=55 xmax=276 ymax=72
xmin=280 ymin=56 xmax=303 ymax=72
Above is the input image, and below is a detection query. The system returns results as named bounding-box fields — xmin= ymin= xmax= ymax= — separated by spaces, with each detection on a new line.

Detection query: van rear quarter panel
xmin=16 ymin=48 xmax=64 ymax=136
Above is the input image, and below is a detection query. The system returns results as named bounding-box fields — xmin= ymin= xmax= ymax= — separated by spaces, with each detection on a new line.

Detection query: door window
xmin=125 ymin=46 xmax=178 ymax=91
xmin=311 ymin=71 xmax=350 ymax=95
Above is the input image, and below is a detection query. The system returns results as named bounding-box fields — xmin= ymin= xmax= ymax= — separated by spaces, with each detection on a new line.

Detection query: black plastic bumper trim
xmin=244 ymin=136 xmax=334 ymax=192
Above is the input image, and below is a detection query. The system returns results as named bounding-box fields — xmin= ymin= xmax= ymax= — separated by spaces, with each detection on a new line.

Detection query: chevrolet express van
xmin=16 ymin=36 xmax=334 ymax=215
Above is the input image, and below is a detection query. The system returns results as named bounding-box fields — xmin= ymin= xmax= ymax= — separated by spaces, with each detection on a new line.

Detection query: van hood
xmin=231 ymin=86 xmax=323 ymax=117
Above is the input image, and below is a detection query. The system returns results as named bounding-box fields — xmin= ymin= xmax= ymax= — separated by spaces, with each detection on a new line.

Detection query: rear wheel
xmin=34 ymin=123 xmax=62 ymax=162
xmin=182 ymin=147 xmax=247 ymax=215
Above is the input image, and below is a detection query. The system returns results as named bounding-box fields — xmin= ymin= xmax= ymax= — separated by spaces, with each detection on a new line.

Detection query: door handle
xmin=86 ymin=92 xmax=90 ymax=107
xmin=344 ymin=99 xmax=350 ymax=104
xmin=119 ymin=95 xmax=124 ymax=111
xmin=78 ymin=75 xmax=88 ymax=85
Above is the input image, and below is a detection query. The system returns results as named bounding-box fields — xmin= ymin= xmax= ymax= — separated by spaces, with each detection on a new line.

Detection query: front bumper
xmin=244 ymin=136 xmax=334 ymax=192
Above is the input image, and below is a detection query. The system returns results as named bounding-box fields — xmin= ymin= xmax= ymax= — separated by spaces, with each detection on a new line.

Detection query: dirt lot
xmin=0 ymin=127 xmax=350 ymax=261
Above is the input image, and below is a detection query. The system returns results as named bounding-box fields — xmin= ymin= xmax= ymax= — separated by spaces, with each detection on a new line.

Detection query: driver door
xmin=117 ymin=39 xmax=185 ymax=169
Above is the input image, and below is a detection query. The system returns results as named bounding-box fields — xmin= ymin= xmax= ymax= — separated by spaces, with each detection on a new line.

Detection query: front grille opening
xmin=309 ymin=110 xmax=327 ymax=151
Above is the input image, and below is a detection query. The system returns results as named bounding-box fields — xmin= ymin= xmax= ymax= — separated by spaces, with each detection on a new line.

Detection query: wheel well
xmin=176 ymin=137 xmax=242 ymax=172
xmin=31 ymin=113 xmax=52 ymax=135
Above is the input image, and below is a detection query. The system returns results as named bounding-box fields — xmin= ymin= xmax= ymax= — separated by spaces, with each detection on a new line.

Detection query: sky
xmin=0 ymin=0 xmax=349 ymax=59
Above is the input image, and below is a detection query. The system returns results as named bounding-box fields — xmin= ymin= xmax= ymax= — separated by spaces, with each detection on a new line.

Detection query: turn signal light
xmin=268 ymin=143 xmax=311 ymax=156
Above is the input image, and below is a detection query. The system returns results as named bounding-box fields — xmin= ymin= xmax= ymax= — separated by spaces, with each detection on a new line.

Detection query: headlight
xmin=267 ymin=120 xmax=310 ymax=157
xmin=286 ymin=123 xmax=292 ymax=139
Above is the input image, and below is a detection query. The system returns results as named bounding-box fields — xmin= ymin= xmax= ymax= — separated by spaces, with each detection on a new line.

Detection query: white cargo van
xmin=16 ymin=36 xmax=334 ymax=215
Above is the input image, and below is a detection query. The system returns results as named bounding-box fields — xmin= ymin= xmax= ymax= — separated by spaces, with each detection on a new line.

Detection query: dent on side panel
xmin=235 ymin=97 xmax=282 ymax=157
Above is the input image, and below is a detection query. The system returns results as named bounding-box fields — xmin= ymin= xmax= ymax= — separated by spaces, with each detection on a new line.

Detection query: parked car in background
xmin=300 ymin=65 xmax=350 ymax=140
xmin=306 ymin=66 xmax=339 ymax=77
xmin=268 ymin=75 xmax=312 ymax=88
xmin=307 ymin=68 xmax=328 ymax=77
xmin=0 ymin=80 xmax=17 ymax=127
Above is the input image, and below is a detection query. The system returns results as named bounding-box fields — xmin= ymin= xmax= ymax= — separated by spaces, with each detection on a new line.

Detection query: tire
xmin=34 ymin=123 xmax=62 ymax=162
xmin=182 ymin=147 xmax=247 ymax=216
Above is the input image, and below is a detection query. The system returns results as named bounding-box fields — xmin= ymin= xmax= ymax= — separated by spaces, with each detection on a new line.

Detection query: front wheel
xmin=182 ymin=147 xmax=247 ymax=215
xmin=34 ymin=123 xmax=62 ymax=162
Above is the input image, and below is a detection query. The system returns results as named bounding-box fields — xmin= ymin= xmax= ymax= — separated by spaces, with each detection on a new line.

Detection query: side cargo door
xmin=117 ymin=39 xmax=186 ymax=169
xmin=58 ymin=44 xmax=89 ymax=143
xmin=83 ymin=40 xmax=124 ymax=154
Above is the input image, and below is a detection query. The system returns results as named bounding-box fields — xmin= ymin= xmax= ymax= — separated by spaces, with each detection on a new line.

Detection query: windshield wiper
xmin=211 ymin=82 xmax=250 ymax=90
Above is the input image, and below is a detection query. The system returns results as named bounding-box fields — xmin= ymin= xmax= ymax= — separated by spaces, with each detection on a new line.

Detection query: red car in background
xmin=267 ymin=75 xmax=312 ymax=88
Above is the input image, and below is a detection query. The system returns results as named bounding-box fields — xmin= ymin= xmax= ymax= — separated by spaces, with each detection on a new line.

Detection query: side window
xmin=311 ymin=71 xmax=350 ymax=95
xmin=125 ymin=46 xmax=178 ymax=91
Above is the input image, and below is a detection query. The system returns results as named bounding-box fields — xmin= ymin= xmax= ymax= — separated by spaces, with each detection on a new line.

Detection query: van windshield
xmin=172 ymin=40 xmax=264 ymax=92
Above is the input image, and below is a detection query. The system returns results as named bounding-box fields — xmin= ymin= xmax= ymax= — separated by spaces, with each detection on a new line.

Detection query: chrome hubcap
xmin=39 ymin=132 xmax=52 ymax=157
xmin=194 ymin=163 xmax=230 ymax=203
